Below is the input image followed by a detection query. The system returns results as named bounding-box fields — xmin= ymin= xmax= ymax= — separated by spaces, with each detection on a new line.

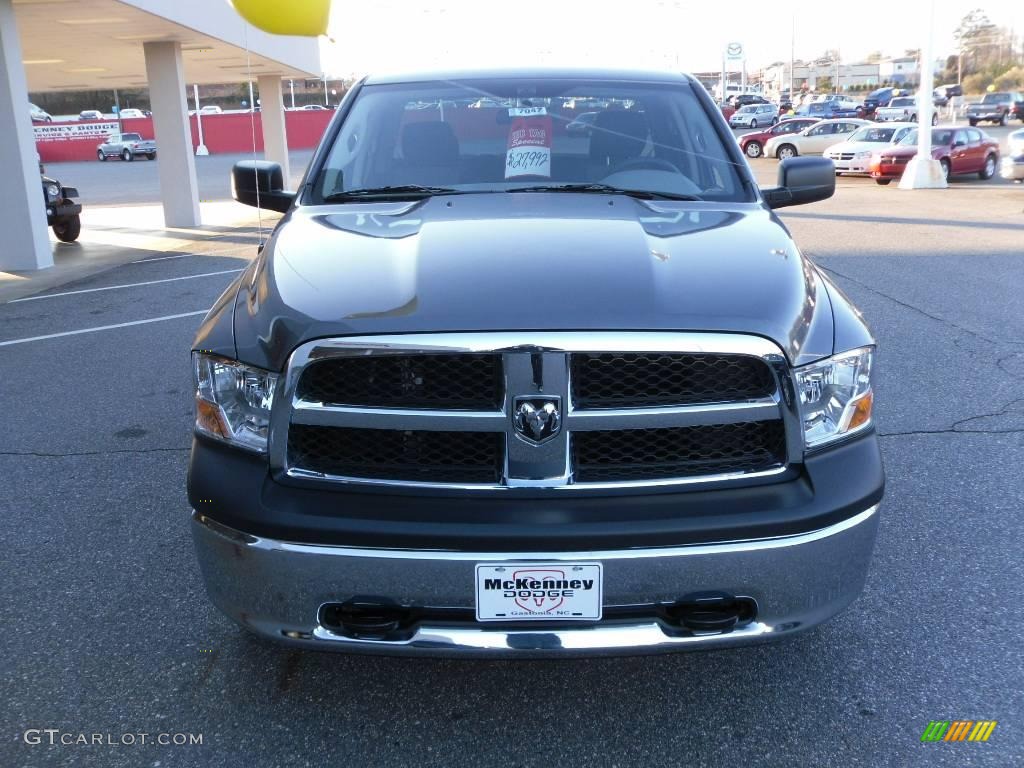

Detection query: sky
xmin=321 ymin=1 xmax=1024 ymax=78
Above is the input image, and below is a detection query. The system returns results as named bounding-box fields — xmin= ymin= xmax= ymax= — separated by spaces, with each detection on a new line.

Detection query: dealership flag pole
xmin=789 ymin=14 xmax=795 ymax=97
xmin=899 ymin=0 xmax=945 ymax=189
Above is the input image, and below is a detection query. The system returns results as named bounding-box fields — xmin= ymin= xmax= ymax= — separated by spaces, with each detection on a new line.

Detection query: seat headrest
xmin=589 ymin=110 xmax=649 ymax=165
xmin=401 ymin=121 xmax=459 ymax=166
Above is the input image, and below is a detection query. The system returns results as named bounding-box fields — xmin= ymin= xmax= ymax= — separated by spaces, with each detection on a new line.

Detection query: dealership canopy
xmin=1 ymin=0 xmax=321 ymax=271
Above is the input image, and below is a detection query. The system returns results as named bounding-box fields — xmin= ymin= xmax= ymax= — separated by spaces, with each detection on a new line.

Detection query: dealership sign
xmin=725 ymin=42 xmax=744 ymax=61
xmin=33 ymin=122 xmax=118 ymax=141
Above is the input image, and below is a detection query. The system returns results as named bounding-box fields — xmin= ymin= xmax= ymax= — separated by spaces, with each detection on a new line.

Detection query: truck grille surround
xmin=272 ymin=333 xmax=802 ymax=494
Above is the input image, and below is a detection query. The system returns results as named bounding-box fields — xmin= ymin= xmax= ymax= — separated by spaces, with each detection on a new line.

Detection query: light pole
xmin=899 ymin=0 xmax=944 ymax=189
xmin=193 ymin=84 xmax=208 ymax=156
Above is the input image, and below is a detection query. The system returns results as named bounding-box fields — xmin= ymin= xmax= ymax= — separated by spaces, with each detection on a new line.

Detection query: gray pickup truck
xmin=96 ymin=132 xmax=157 ymax=161
xmin=966 ymin=91 xmax=1024 ymax=126
xmin=189 ymin=68 xmax=884 ymax=657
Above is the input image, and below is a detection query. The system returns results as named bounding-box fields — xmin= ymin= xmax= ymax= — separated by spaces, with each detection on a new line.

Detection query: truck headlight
xmin=45 ymin=184 xmax=60 ymax=200
xmin=855 ymin=150 xmax=871 ymax=159
xmin=794 ymin=347 xmax=874 ymax=448
xmin=192 ymin=353 xmax=278 ymax=452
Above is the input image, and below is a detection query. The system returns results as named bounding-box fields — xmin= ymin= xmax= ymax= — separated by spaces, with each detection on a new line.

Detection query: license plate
xmin=475 ymin=563 xmax=603 ymax=622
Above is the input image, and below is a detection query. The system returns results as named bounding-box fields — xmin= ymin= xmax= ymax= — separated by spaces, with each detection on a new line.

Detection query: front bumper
xmin=829 ymin=158 xmax=872 ymax=174
xmin=46 ymin=199 xmax=81 ymax=223
xmin=968 ymin=111 xmax=1002 ymax=122
xmin=192 ymin=502 xmax=880 ymax=657
xmin=870 ymin=163 xmax=905 ymax=180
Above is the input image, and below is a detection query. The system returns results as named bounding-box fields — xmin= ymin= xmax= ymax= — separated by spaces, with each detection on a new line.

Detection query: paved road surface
xmin=47 ymin=150 xmax=315 ymax=206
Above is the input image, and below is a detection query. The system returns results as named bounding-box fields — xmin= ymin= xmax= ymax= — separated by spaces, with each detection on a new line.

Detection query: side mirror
xmin=762 ymin=156 xmax=835 ymax=210
xmin=231 ymin=160 xmax=294 ymax=213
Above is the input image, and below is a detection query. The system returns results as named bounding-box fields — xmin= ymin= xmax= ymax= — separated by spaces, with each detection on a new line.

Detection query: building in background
xmin=878 ymin=57 xmax=919 ymax=85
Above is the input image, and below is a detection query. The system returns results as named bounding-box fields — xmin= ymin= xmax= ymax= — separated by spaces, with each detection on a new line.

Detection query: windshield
xmin=889 ymin=98 xmax=914 ymax=107
xmin=898 ymin=129 xmax=954 ymax=146
xmin=311 ymin=77 xmax=749 ymax=203
xmin=982 ymin=93 xmax=1008 ymax=103
xmin=849 ymin=126 xmax=899 ymax=143
xmin=737 ymin=105 xmax=758 ymax=113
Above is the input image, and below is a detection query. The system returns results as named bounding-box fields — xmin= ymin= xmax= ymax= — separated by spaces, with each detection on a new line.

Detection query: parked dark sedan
xmin=869 ymin=126 xmax=1000 ymax=184
xmin=729 ymin=94 xmax=770 ymax=108
xmin=862 ymin=87 xmax=897 ymax=118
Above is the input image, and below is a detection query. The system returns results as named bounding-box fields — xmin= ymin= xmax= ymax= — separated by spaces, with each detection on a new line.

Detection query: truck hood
xmin=232 ymin=193 xmax=836 ymax=370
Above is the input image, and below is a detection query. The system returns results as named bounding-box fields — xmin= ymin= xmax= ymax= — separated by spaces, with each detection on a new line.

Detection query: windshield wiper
xmin=322 ymin=185 xmax=464 ymax=202
xmin=508 ymin=183 xmax=702 ymax=201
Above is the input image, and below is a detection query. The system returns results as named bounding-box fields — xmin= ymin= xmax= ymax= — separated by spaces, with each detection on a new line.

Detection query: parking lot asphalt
xmin=2 ymin=139 xmax=1023 ymax=767
xmin=49 ymin=150 xmax=315 ymax=206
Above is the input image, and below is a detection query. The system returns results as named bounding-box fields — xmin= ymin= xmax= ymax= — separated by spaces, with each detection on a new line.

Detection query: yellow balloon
xmin=229 ymin=0 xmax=330 ymax=37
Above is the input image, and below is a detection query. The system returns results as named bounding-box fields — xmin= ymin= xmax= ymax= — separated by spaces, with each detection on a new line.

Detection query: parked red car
xmin=738 ymin=117 xmax=820 ymax=159
xmin=869 ymin=126 xmax=1000 ymax=185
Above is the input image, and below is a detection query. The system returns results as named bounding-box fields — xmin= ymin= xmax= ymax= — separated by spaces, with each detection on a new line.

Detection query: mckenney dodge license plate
xmin=475 ymin=563 xmax=603 ymax=621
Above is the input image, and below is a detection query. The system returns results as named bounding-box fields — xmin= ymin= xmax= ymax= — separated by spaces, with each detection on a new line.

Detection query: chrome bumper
xmin=192 ymin=505 xmax=880 ymax=657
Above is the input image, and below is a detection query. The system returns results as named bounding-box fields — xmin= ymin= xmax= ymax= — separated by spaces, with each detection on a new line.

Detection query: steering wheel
xmin=605 ymin=157 xmax=680 ymax=176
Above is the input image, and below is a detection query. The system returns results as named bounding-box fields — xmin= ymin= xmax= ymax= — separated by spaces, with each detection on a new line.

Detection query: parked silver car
xmin=96 ymin=132 xmax=157 ymax=161
xmin=1002 ymin=128 xmax=1024 ymax=182
xmin=30 ymin=102 xmax=52 ymax=122
xmin=729 ymin=103 xmax=779 ymax=129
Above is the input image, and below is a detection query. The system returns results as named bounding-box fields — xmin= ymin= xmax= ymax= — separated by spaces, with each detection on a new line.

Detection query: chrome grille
xmin=273 ymin=333 xmax=801 ymax=493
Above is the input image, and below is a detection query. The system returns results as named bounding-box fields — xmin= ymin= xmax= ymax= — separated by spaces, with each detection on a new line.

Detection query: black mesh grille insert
xmin=571 ymin=353 xmax=775 ymax=408
xmin=288 ymin=425 xmax=504 ymax=483
xmin=297 ymin=354 xmax=502 ymax=409
xmin=572 ymin=421 xmax=786 ymax=482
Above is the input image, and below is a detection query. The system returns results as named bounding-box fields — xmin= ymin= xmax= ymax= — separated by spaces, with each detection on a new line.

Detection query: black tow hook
xmin=318 ymin=598 xmax=411 ymax=640
xmin=663 ymin=592 xmax=757 ymax=634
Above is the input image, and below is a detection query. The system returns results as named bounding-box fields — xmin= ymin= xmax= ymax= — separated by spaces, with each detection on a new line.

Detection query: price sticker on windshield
xmin=506 ymin=107 xmax=552 ymax=179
